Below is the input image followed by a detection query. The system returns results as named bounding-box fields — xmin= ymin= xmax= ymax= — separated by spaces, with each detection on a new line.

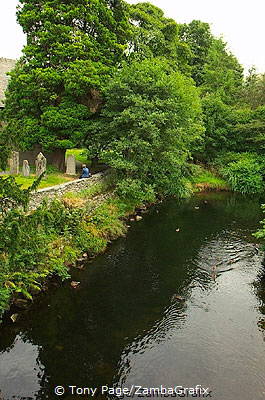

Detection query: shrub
xmin=215 ymin=152 xmax=265 ymax=194
xmin=88 ymin=58 xmax=204 ymax=199
xmin=115 ymin=178 xmax=156 ymax=204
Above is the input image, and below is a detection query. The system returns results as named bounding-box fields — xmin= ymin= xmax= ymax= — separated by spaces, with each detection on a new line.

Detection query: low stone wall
xmin=29 ymin=172 xmax=105 ymax=209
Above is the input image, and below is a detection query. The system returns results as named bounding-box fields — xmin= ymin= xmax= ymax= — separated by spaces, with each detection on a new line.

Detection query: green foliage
xmin=0 ymin=175 xmax=142 ymax=320
xmin=231 ymin=106 xmax=265 ymax=153
xmin=201 ymin=38 xmax=243 ymax=104
xmin=179 ymin=20 xmax=214 ymax=85
xmin=115 ymin=178 xmax=156 ymax=203
xmin=197 ymin=98 xmax=265 ymax=162
xmin=1 ymin=0 xmax=130 ymax=162
xmin=66 ymin=148 xmax=90 ymax=164
xmin=0 ymin=174 xmax=41 ymax=215
xmin=88 ymin=200 xmax=127 ymax=240
xmin=198 ymin=95 xmax=235 ymax=160
xmin=240 ymin=68 xmax=265 ymax=109
xmin=0 ymin=176 xmax=30 ymax=215
xmin=190 ymin=164 xmax=229 ymax=191
xmin=89 ymin=58 xmax=204 ymax=198
xmin=253 ymin=204 xmax=265 ymax=243
xmin=215 ymin=152 xmax=265 ymax=194
xmin=128 ymin=2 xmax=191 ymax=75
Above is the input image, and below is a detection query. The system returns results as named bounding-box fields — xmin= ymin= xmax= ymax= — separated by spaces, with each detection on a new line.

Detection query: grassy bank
xmin=190 ymin=165 xmax=229 ymax=192
xmin=1 ymin=173 xmax=75 ymax=189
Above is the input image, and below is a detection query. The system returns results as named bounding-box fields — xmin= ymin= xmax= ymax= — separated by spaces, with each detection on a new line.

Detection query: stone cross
xmin=10 ymin=151 xmax=19 ymax=175
xmin=35 ymin=152 xmax=47 ymax=177
xmin=66 ymin=155 xmax=76 ymax=175
xmin=22 ymin=160 xmax=30 ymax=177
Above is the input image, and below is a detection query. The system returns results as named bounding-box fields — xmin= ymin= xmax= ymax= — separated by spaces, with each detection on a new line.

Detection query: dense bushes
xmin=213 ymin=152 xmax=265 ymax=194
xmin=88 ymin=59 xmax=204 ymax=199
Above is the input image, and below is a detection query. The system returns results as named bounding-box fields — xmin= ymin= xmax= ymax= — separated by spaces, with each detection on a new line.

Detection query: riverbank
xmin=0 ymin=172 xmax=153 ymax=323
xmin=0 ymin=168 xmax=229 ymax=324
xmin=190 ymin=164 xmax=229 ymax=192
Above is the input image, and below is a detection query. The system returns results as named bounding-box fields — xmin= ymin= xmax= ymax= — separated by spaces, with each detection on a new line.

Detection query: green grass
xmin=66 ymin=148 xmax=90 ymax=164
xmin=191 ymin=165 xmax=229 ymax=192
xmin=2 ymin=174 xmax=74 ymax=189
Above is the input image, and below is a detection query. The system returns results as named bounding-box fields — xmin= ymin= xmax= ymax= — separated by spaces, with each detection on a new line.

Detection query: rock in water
xmin=13 ymin=299 xmax=29 ymax=309
xmin=71 ymin=281 xmax=80 ymax=289
xmin=10 ymin=314 xmax=19 ymax=323
xmin=171 ymin=294 xmax=185 ymax=302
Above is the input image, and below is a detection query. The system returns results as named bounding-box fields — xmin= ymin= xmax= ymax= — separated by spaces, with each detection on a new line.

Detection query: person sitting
xmin=79 ymin=164 xmax=90 ymax=179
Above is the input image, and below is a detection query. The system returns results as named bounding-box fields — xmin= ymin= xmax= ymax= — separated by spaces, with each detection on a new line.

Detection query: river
xmin=0 ymin=193 xmax=265 ymax=399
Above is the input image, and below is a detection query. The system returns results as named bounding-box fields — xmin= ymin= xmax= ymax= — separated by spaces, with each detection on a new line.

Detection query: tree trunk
xmin=90 ymin=155 xmax=109 ymax=173
xmin=90 ymin=156 xmax=99 ymax=173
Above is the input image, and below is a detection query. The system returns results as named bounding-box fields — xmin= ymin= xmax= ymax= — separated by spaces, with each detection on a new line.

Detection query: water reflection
xmin=115 ymin=228 xmax=265 ymax=400
xmin=0 ymin=193 xmax=265 ymax=399
xmin=0 ymin=336 xmax=45 ymax=399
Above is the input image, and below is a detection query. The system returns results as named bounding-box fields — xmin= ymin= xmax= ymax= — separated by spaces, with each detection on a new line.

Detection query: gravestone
xmin=35 ymin=152 xmax=47 ymax=177
xmin=10 ymin=151 xmax=19 ymax=175
xmin=66 ymin=155 xmax=76 ymax=175
xmin=22 ymin=160 xmax=30 ymax=177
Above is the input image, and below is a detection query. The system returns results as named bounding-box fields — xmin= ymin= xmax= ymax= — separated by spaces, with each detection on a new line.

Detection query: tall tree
xmin=1 ymin=0 xmax=130 ymax=170
xmin=88 ymin=59 xmax=204 ymax=197
xmin=128 ymin=2 xmax=192 ymax=75
xmin=179 ymin=20 xmax=213 ymax=85
xmin=198 ymin=94 xmax=236 ymax=161
xmin=201 ymin=38 xmax=243 ymax=104
xmin=179 ymin=20 xmax=243 ymax=104
xmin=240 ymin=68 xmax=265 ymax=109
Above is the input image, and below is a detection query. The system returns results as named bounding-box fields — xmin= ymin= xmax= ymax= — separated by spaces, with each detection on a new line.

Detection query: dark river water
xmin=0 ymin=193 xmax=265 ymax=400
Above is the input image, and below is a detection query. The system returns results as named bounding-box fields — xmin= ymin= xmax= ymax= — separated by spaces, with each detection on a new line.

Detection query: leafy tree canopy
xmin=198 ymin=96 xmax=265 ymax=162
xmin=179 ymin=20 xmax=243 ymax=104
xmin=88 ymin=58 xmax=204 ymax=197
xmin=1 ymin=0 xmax=130 ymax=169
xmin=128 ymin=2 xmax=192 ymax=75
xmin=201 ymin=38 xmax=243 ymax=104
xmin=179 ymin=20 xmax=213 ymax=86
xmin=198 ymin=94 xmax=235 ymax=161
xmin=239 ymin=68 xmax=265 ymax=109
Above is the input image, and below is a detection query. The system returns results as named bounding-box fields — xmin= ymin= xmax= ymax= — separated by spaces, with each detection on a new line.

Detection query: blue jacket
xmin=81 ymin=167 xmax=90 ymax=178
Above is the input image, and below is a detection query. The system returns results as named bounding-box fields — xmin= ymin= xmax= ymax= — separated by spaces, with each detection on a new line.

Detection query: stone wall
xmin=0 ymin=58 xmax=16 ymax=108
xmin=19 ymin=144 xmax=46 ymax=167
xmin=29 ymin=172 xmax=105 ymax=210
